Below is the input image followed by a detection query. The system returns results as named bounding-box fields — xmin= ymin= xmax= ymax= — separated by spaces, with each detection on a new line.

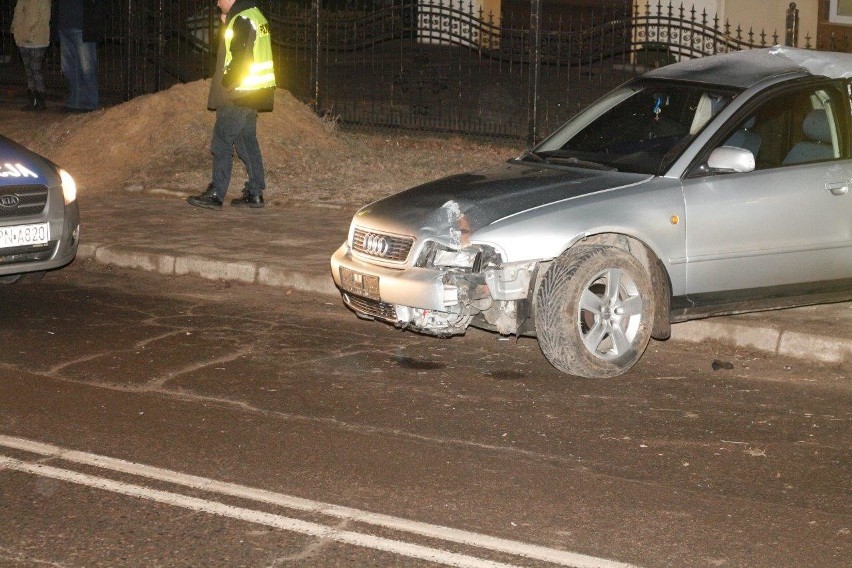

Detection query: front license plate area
xmin=0 ymin=223 xmax=50 ymax=249
xmin=339 ymin=267 xmax=380 ymax=301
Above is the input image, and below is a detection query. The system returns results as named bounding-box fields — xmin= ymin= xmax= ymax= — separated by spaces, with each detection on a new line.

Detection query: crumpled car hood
xmin=354 ymin=161 xmax=651 ymax=246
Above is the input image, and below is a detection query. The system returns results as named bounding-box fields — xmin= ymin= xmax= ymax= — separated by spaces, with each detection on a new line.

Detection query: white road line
xmin=0 ymin=435 xmax=640 ymax=568
xmin=0 ymin=454 xmax=515 ymax=568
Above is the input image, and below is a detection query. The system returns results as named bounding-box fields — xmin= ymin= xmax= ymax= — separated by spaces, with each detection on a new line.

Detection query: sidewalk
xmin=79 ymin=192 xmax=852 ymax=365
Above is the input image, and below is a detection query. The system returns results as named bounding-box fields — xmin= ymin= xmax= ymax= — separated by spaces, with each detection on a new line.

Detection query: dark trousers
xmin=19 ymin=46 xmax=47 ymax=92
xmin=59 ymin=28 xmax=99 ymax=110
xmin=210 ymin=104 xmax=266 ymax=200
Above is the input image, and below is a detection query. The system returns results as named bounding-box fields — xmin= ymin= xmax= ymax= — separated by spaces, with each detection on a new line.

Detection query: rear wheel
xmin=536 ymin=245 xmax=654 ymax=378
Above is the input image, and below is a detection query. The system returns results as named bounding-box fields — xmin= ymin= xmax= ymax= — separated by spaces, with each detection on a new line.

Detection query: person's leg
xmin=234 ymin=108 xmax=266 ymax=197
xmin=209 ymin=105 xmax=245 ymax=201
xmin=77 ymin=40 xmax=99 ymax=110
xmin=19 ymin=47 xmax=36 ymax=91
xmin=59 ymin=28 xmax=83 ymax=109
xmin=189 ymin=106 xmax=243 ymax=209
xmin=30 ymin=47 xmax=47 ymax=110
xmin=29 ymin=47 xmax=47 ymax=93
xmin=18 ymin=47 xmax=37 ymax=110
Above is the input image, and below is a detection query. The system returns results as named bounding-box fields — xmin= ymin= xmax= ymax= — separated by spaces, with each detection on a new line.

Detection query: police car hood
xmin=353 ymin=161 xmax=651 ymax=245
xmin=0 ymin=134 xmax=61 ymax=187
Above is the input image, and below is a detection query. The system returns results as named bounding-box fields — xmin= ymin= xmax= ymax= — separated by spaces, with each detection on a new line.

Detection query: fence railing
xmin=0 ymin=0 xmax=825 ymax=142
xmin=634 ymin=1 xmax=784 ymax=61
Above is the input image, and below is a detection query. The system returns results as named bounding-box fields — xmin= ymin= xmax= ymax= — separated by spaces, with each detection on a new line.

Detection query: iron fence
xmin=0 ymin=0 xmax=820 ymax=141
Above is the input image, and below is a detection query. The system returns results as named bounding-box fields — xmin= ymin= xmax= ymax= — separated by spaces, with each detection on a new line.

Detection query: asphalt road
xmin=0 ymin=260 xmax=849 ymax=568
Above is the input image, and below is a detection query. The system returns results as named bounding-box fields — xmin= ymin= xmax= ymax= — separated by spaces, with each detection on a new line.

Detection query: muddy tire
xmin=535 ymin=245 xmax=654 ymax=378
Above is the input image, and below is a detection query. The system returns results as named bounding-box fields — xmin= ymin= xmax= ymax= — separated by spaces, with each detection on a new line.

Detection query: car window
xmin=530 ymin=81 xmax=736 ymax=175
xmin=708 ymin=84 xmax=847 ymax=171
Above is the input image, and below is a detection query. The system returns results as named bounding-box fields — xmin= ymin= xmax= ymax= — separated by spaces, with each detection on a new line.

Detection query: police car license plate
xmin=340 ymin=267 xmax=380 ymax=301
xmin=0 ymin=223 xmax=50 ymax=248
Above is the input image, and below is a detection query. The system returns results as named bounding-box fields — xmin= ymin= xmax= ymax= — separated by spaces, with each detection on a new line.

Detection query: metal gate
xmin=0 ymin=1 xmax=809 ymax=141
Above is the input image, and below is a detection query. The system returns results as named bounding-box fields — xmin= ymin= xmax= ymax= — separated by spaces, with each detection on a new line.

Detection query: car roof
xmin=643 ymin=46 xmax=852 ymax=89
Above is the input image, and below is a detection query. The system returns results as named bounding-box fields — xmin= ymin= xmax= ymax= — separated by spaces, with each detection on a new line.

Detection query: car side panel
xmin=470 ymin=178 xmax=689 ymax=295
xmin=682 ymin=161 xmax=852 ymax=296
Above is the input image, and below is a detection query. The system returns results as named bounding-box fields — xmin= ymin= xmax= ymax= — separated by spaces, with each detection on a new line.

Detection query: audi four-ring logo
xmin=363 ymin=233 xmax=390 ymax=257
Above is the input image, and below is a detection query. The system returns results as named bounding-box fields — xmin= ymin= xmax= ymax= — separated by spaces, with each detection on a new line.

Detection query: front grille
xmin=343 ymin=292 xmax=397 ymax=321
xmin=0 ymin=185 xmax=49 ymax=218
xmin=0 ymin=241 xmax=56 ymax=266
xmin=352 ymin=227 xmax=414 ymax=263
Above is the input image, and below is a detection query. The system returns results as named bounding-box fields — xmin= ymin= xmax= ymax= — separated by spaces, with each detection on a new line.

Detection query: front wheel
xmin=535 ymin=245 xmax=655 ymax=378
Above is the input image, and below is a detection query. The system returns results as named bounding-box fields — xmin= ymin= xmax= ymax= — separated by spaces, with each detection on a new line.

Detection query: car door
xmin=679 ymin=81 xmax=852 ymax=304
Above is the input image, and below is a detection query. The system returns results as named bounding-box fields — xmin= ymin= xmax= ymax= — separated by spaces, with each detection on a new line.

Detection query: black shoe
xmin=230 ymin=193 xmax=264 ymax=208
xmin=187 ymin=190 xmax=223 ymax=210
xmin=20 ymin=90 xmax=36 ymax=112
xmin=62 ymin=106 xmax=95 ymax=114
xmin=33 ymin=92 xmax=46 ymax=111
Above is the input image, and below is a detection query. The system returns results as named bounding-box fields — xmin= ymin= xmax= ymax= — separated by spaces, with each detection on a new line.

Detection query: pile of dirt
xmin=21 ymin=80 xmax=343 ymax=196
xmin=2 ymin=82 xmax=518 ymax=207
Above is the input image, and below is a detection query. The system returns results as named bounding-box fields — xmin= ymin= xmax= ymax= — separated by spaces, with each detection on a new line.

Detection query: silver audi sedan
xmin=331 ymin=47 xmax=852 ymax=378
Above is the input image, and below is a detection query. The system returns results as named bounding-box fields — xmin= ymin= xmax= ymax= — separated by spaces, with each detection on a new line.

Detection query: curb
xmin=671 ymin=320 xmax=852 ymax=364
xmin=78 ymin=242 xmax=339 ymax=296
xmin=78 ymin=243 xmax=850 ymax=366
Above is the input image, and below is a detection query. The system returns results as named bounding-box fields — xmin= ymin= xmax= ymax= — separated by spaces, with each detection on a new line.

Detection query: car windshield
xmin=527 ymin=81 xmax=739 ymax=175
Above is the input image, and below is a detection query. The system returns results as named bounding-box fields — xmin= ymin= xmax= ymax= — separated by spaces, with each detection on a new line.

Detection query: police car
xmin=0 ymin=135 xmax=79 ymax=283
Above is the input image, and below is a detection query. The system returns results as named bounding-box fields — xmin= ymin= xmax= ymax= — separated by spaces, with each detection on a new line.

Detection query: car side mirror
xmin=707 ymin=146 xmax=755 ymax=173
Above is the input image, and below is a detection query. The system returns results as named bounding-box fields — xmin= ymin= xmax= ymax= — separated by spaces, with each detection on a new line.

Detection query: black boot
xmin=187 ymin=185 xmax=223 ymax=210
xmin=230 ymin=191 xmax=264 ymax=208
xmin=20 ymin=90 xmax=36 ymax=112
xmin=33 ymin=92 xmax=46 ymax=111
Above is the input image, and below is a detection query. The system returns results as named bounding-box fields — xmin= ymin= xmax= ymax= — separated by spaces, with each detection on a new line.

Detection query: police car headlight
xmin=59 ymin=169 xmax=77 ymax=204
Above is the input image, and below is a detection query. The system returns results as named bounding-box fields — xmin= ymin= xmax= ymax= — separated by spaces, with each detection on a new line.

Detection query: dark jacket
xmin=207 ymin=0 xmax=275 ymax=112
xmin=51 ymin=0 xmax=106 ymax=43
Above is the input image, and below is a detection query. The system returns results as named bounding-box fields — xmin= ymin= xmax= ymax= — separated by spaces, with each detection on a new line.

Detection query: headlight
xmin=417 ymin=241 xmax=480 ymax=269
xmin=59 ymin=169 xmax=77 ymax=205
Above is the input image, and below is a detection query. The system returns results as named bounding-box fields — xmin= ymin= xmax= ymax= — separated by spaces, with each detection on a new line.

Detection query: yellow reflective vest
xmin=223 ymin=7 xmax=276 ymax=92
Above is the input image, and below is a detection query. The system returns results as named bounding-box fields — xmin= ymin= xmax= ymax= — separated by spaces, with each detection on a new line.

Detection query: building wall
xmin=726 ymin=0 xmax=818 ymax=47
xmin=817 ymin=0 xmax=852 ymax=50
xmin=498 ymin=1 xmax=835 ymax=51
xmin=635 ymin=0 xmax=818 ymax=48
xmin=683 ymin=0 xmax=725 ymax=21
xmin=501 ymin=0 xmax=632 ymax=28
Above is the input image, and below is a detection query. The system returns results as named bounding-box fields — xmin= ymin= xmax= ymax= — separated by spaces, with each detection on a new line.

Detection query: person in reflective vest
xmin=188 ymin=0 xmax=276 ymax=210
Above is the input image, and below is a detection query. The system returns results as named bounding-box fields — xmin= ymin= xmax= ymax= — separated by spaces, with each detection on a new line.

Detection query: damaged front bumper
xmin=330 ymin=242 xmax=539 ymax=336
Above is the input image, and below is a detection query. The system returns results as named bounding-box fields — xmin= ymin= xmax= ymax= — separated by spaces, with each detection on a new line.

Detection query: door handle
xmin=825 ymin=181 xmax=850 ymax=196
